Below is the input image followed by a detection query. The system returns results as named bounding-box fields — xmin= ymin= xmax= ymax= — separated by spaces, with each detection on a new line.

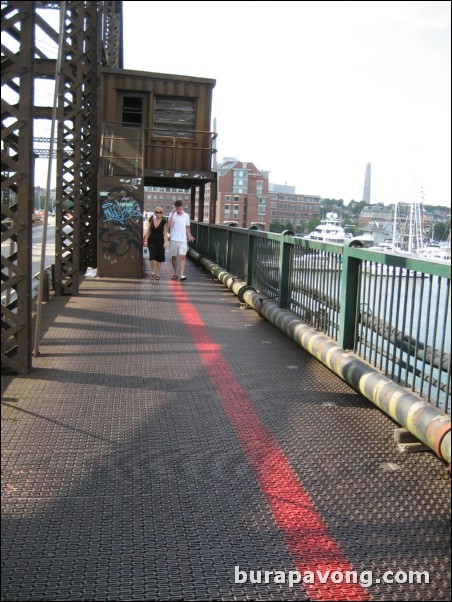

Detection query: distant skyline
xmin=121 ymin=0 xmax=450 ymax=207
xmin=33 ymin=1 xmax=451 ymax=208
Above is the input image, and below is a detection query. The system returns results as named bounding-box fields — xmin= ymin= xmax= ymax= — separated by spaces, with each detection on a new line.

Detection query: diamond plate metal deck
xmin=2 ymin=257 xmax=450 ymax=601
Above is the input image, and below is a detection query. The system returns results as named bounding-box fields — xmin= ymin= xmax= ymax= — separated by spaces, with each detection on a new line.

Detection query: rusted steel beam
xmin=1 ymin=1 xmax=35 ymax=374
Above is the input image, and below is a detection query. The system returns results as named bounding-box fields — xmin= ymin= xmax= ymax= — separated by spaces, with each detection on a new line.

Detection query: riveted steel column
xmin=55 ymin=1 xmax=119 ymax=290
xmin=79 ymin=2 xmax=100 ymax=271
xmin=55 ymin=2 xmax=84 ymax=295
xmin=102 ymin=0 xmax=123 ymax=69
xmin=1 ymin=1 xmax=35 ymax=374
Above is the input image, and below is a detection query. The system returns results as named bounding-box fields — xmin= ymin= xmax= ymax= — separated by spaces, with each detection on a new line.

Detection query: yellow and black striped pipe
xmin=189 ymin=249 xmax=451 ymax=466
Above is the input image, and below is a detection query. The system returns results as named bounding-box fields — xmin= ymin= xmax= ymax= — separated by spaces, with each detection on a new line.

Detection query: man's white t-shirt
xmin=170 ymin=212 xmax=190 ymax=242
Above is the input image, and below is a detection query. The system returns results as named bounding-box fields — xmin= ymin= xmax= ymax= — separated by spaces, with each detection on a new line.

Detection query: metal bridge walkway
xmin=2 ymin=256 xmax=450 ymax=601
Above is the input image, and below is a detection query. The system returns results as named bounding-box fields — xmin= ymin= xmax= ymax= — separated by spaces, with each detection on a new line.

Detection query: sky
xmin=120 ymin=0 xmax=451 ymax=207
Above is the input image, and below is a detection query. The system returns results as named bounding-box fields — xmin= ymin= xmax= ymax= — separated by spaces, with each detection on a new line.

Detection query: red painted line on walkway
xmin=170 ymin=281 xmax=369 ymax=601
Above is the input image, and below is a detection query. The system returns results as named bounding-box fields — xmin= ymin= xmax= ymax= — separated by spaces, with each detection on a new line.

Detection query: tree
xmin=322 ymin=198 xmax=345 ymax=209
xmin=269 ymin=220 xmax=295 ymax=234
xmin=269 ymin=221 xmax=285 ymax=233
xmin=434 ymin=222 xmax=451 ymax=242
xmin=307 ymin=219 xmax=320 ymax=232
xmin=347 ymin=200 xmax=368 ymax=217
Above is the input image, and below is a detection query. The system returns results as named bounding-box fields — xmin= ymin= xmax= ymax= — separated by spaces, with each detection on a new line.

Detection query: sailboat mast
xmin=392 ymin=202 xmax=398 ymax=251
xmin=409 ymin=202 xmax=414 ymax=254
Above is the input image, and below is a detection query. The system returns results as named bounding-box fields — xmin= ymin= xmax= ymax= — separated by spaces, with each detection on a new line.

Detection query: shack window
xmin=154 ymin=97 xmax=196 ymax=139
xmin=122 ymin=96 xmax=144 ymax=127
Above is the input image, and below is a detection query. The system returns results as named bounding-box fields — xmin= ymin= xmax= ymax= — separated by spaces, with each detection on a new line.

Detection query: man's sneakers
xmin=179 ymin=276 xmax=187 ymax=281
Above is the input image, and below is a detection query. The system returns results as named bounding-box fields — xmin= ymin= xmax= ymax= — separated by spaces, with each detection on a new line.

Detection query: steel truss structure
xmin=2 ymin=0 xmax=122 ymax=374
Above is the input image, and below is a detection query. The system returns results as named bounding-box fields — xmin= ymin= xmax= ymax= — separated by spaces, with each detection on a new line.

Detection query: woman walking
xmin=143 ymin=206 xmax=167 ymax=280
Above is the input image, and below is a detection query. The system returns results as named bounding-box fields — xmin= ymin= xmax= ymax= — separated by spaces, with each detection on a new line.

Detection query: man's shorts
xmin=169 ymin=240 xmax=188 ymax=256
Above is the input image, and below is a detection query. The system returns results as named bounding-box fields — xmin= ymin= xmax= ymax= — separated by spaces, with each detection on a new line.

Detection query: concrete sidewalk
xmin=2 ymin=255 xmax=451 ymax=601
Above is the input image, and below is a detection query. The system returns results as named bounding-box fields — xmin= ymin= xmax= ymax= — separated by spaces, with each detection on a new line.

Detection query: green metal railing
xmin=192 ymin=222 xmax=451 ymax=415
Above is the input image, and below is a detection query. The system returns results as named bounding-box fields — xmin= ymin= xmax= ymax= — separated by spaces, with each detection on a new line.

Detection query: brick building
xmin=268 ymin=190 xmax=321 ymax=234
xmin=210 ymin=158 xmax=271 ymax=228
xmin=193 ymin=158 xmax=321 ymax=231
xmin=144 ymin=187 xmax=191 ymax=217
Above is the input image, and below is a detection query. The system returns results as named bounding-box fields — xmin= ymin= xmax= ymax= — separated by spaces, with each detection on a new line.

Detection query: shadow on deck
xmin=1 ymin=255 xmax=450 ymax=601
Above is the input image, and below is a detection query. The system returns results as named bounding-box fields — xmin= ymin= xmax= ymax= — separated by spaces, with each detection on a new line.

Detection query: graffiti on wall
xmin=99 ymin=185 xmax=142 ymax=261
xmin=102 ymin=198 xmax=141 ymax=224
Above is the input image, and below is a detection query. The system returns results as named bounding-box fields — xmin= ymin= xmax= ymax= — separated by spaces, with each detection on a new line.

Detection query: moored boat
xmin=304 ymin=212 xmax=373 ymax=246
xmin=303 ymin=213 xmax=351 ymax=245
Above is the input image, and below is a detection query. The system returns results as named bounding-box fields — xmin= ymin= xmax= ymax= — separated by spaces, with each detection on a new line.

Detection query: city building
xmin=268 ymin=191 xmax=321 ymax=234
xmin=358 ymin=203 xmax=393 ymax=227
xmin=269 ymin=183 xmax=296 ymax=194
xmin=144 ymin=187 xmax=191 ymax=217
xmin=193 ymin=158 xmax=321 ymax=231
xmin=210 ymin=158 xmax=271 ymax=228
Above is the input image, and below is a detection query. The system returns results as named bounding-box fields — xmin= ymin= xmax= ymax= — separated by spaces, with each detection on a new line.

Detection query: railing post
xmin=226 ymin=223 xmax=236 ymax=272
xmin=247 ymin=227 xmax=257 ymax=286
xmin=279 ymin=230 xmax=293 ymax=309
xmin=207 ymin=222 xmax=214 ymax=260
xmin=339 ymin=241 xmax=361 ymax=349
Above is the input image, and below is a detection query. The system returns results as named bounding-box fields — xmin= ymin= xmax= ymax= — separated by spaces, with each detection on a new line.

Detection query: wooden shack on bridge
xmin=99 ymin=67 xmax=217 ymax=189
xmin=97 ymin=67 xmax=217 ymax=278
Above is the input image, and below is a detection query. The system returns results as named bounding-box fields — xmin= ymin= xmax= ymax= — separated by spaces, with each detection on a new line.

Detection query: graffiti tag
xmin=101 ymin=199 xmax=142 ymax=225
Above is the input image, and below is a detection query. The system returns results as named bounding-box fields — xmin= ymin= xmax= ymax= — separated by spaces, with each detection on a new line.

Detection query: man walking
xmin=167 ymin=200 xmax=195 ymax=281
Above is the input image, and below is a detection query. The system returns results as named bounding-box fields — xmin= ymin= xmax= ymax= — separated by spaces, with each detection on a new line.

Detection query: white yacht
xmin=303 ymin=213 xmax=352 ymax=245
xmin=418 ymin=244 xmax=451 ymax=264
